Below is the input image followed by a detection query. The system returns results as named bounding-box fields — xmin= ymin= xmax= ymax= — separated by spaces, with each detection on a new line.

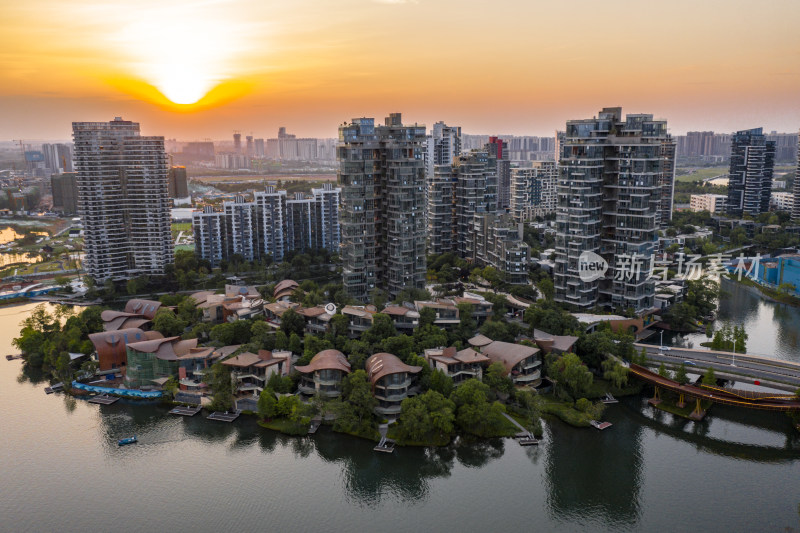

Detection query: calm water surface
xmin=1 ymin=302 xmax=799 ymax=533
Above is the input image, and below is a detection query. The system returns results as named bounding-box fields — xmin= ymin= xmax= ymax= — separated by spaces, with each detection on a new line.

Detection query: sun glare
xmin=105 ymin=2 xmax=256 ymax=106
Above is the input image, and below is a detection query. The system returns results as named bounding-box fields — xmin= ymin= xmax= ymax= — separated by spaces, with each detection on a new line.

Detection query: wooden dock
xmin=601 ymin=393 xmax=619 ymax=404
xmin=44 ymin=382 xmax=64 ymax=394
xmin=207 ymin=411 xmax=240 ymax=422
xmin=169 ymin=405 xmax=202 ymax=416
xmin=374 ymin=437 xmax=395 ymax=453
xmin=590 ymin=420 xmax=613 ymax=430
xmin=308 ymin=418 xmax=322 ymax=434
xmin=88 ymin=394 xmax=119 ymax=405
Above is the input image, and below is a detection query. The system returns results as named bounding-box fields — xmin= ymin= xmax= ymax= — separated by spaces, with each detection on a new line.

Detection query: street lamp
xmin=732 ymin=338 xmax=736 ymax=367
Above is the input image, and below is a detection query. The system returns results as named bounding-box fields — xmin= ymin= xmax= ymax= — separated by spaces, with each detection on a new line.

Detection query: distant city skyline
xmin=2 ymin=0 xmax=799 ymax=140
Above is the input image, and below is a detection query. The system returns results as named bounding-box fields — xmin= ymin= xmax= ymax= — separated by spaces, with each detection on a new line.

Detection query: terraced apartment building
xmin=338 ymin=113 xmax=427 ymax=302
xmin=553 ymin=107 xmax=675 ymax=313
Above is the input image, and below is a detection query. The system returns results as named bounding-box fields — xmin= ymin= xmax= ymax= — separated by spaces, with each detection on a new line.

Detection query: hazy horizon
xmin=2 ymin=0 xmax=799 ymax=140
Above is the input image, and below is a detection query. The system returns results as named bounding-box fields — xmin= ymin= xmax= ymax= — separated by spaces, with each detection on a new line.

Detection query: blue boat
xmin=118 ymin=436 xmax=137 ymax=446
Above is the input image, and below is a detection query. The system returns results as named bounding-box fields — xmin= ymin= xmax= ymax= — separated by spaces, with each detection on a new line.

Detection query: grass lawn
xmin=172 ymin=222 xmax=192 ymax=232
xmin=675 ymin=166 xmax=729 ymax=183
xmin=538 ymin=394 xmax=593 ymax=428
xmin=258 ymin=417 xmax=310 ymax=436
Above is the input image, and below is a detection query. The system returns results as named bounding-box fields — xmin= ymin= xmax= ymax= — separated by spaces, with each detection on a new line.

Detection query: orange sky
xmin=1 ymin=0 xmax=799 ymax=140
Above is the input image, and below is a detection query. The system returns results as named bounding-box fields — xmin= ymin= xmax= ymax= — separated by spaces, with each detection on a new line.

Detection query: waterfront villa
xmin=365 ymin=352 xmax=422 ymax=415
xmin=380 ymin=305 xmax=420 ymax=331
xmin=274 ymin=279 xmax=299 ymax=301
xmin=192 ymin=285 xmax=264 ymax=323
xmin=414 ymin=300 xmax=460 ymax=328
xmin=297 ymin=306 xmax=334 ymax=334
xmin=295 ymin=349 xmax=351 ymax=397
xmin=263 ymin=300 xmax=299 ymax=328
xmin=469 ymin=337 xmax=542 ymax=387
xmin=125 ymin=336 xmax=209 ymax=389
xmin=89 ymin=328 xmax=164 ymax=371
xmin=424 ymin=346 xmax=491 ymax=385
xmin=342 ymin=305 xmax=376 ymax=337
xmin=220 ymin=349 xmax=292 ymax=396
xmin=101 ymin=298 xmax=162 ymax=331
xmin=531 ymin=329 xmax=579 ymax=356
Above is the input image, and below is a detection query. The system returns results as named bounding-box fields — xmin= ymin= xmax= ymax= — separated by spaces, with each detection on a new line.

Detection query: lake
xmin=1 ymin=302 xmax=798 ymax=532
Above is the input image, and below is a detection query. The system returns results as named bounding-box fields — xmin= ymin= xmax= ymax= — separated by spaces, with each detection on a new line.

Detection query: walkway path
xmin=501 ymin=412 xmax=529 ymax=435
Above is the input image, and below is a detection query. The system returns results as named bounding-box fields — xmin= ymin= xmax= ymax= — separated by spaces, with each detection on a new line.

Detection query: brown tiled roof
xmin=175 ymin=346 xmax=215 ymax=360
xmin=220 ymin=351 xmax=262 ymax=368
xmin=468 ymin=334 xmax=493 ymax=347
xmin=126 ymin=337 xmax=199 ymax=361
xmin=481 ymin=341 xmax=539 ymax=375
xmin=365 ymin=352 xmax=422 ymax=385
xmin=189 ymin=291 xmax=216 ymax=305
xmin=212 ymin=345 xmax=242 ymax=359
xmin=455 ymin=348 xmax=491 ymax=364
xmin=101 ymin=310 xmax=151 ymax=331
xmin=381 ymin=306 xmax=411 ymax=316
xmin=296 ymin=306 xmax=328 ymax=318
xmin=124 ymin=299 xmax=162 ymax=320
xmin=295 ymin=349 xmax=351 ymax=374
xmin=273 ymin=279 xmax=299 ymax=299
xmin=533 ymin=328 xmax=578 ymax=354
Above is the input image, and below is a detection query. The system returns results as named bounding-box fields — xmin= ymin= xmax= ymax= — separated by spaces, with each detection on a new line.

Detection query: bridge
xmin=627 ymin=364 xmax=800 ymax=420
xmin=634 ymin=343 xmax=800 ymax=391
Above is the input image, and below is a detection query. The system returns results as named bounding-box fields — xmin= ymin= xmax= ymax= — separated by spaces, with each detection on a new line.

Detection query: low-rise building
xmin=273 ymin=279 xmax=299 ymax=302
xmin=342 ymin=305 xmax=376 ymax=337
xmin=470 ymin=338 xmax=542 ymax=387
xmin=296 ymin=306 xmax=334 ymax=334
xmin=295 ymin=349 xmax=351 ymax=397
xmin=771 ymin=192 xmax=794 ymax=212
xmin=221 ymin=349 xmax=292 ymax=397
xmin=380 ymin=305 xmax=420 ymax=331
xmin=690 ymin=194 xmax=727 ymax=213
xmin=423 ymin=346 xmax=490 ymax=385
xmin=365 ymin=352 xmax=422 ymax=415
xmin=89 ymin=328 xmax=164 ymax=371
xmin=414 ymin=300 xmax=460 ymax=328
xmin=756 ymin=254 xmax=800 ymax=295
xmin=125 ymin=336 xmax=207 ymax=389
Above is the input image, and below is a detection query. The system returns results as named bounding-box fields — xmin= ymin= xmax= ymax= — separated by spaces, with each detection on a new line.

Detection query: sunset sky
xmin=1 ymin=0 xmax=799 ymax=140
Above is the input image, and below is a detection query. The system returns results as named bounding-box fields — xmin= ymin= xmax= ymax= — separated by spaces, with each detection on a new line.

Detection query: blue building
xmin=756 ymin=255 xmax=800 ymax=295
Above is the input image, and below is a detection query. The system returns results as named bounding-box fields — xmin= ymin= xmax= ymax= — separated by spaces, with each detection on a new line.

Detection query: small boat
xmin=118 ymin=436 xmax=138 ymax=446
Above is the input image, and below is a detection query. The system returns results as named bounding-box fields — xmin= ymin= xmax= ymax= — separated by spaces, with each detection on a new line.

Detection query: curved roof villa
xmin=365 ymin=352 xmax=422 ymax=415
xmin=295 ymin=349 xmax=351 ymax=397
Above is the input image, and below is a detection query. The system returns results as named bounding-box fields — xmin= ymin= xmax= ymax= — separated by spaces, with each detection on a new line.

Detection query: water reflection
xmin=544 ymin=409 xmax=644 ymax=528
xmin=653 ymin=279 xmax=800 ymax=361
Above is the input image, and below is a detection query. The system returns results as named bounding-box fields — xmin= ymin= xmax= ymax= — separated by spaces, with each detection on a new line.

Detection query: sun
xmin=107 ymin=3 xmax=255 ymax=106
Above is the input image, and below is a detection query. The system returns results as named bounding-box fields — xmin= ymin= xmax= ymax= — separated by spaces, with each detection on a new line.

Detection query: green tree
xmin=658 ymin=362 xmax=672 ymax=380
xmin=418 ymin=306 xmax=437 ymax=328
xmin=380 ymin=335 xmax=415 ymax=362
xmin=152 ymin=308 xmax=187 ymax=337
xmin=602 ymin=358 xmax=629 ymax=389
xmin=280 ymin=308 xmax=306 ymax=337
xmin=396 ymin=390 xmax=456 ymax=443
xmin=362 ymin=313 xmax=397 ymax=348
xmin=483 ymin=361 xmax=513 ymax=396
xmin=274 ymin=330 xmax=289 ymax=351
xmin=208 ymin=363 xmax=233 ymax=411
xmin=702 ymin=366 xmax=716 ymax=386
xmin=266 ymin=372 xmax=293 ymax=394
xmin=429 ymin=368 xmax=454 ymax=397
xmin=289 ymin=332 xmax=303 ymax=355
xmin=675 ymin=363 xmax=690 ymax=385
xmin=257 ymin=388 xmax=277 ymax=419
xmin=210 ymin=322 xmax=236 ymax=345
xmin=546 ymin=352 xmax=593 ymax=400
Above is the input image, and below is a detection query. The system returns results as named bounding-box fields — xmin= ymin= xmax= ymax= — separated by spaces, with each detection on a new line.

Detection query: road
xmin=635 ymin=343 xmax=800 ymax=391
